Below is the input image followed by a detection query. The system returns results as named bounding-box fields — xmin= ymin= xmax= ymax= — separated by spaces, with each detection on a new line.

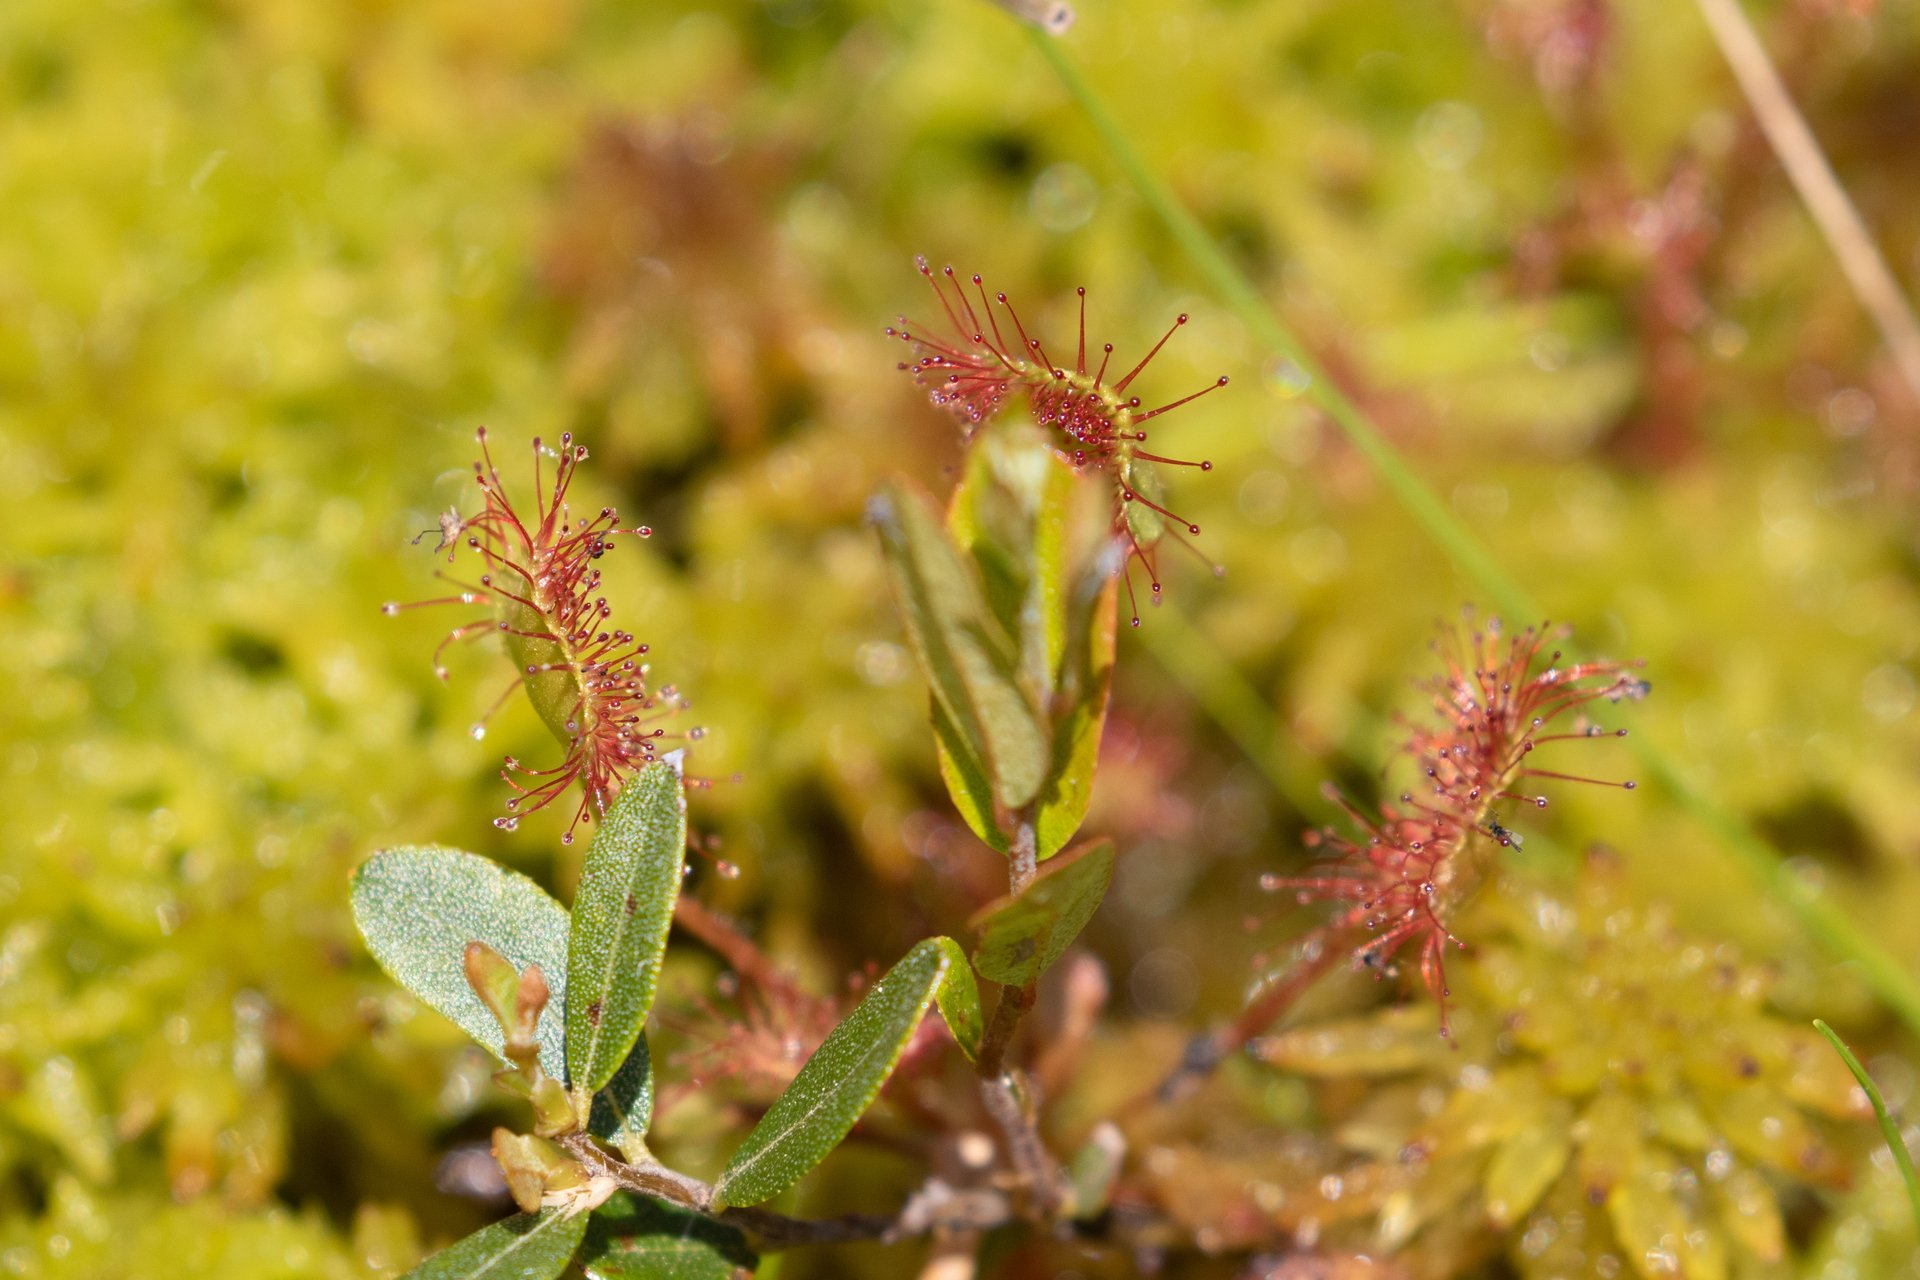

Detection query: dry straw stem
xmin=1693 ymin=0 xmax=1920 ymax=403
xmin=1026 ymin=27 xmax=1920 ymax=1036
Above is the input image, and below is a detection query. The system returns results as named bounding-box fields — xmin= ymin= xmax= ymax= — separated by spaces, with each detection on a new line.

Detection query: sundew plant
xmin=6 ymin=1 xmax=1920 ymax=1279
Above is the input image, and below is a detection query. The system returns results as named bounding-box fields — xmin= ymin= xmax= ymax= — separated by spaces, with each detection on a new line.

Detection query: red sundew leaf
xmin=888 ymin=260 xmax=1229 ymax=626
xmin=385 ymin=430 xmax=695 ymax=845
xmin=1259 ymin=618 xmax=1647 ymax=1032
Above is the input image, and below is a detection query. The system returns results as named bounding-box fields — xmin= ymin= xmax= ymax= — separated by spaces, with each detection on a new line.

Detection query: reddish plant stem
xmin=975 ymin=811 xmax=1065 ymax=1216
xmin=1153 ymin=929 xmax=1351 ymax=1104
xmin=672 ymin=894 xmax=786 ymax=992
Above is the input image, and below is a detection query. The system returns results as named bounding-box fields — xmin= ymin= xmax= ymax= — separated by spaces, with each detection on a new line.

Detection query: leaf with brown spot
xmin=566 ymin=759 xmax=688 ymax=1095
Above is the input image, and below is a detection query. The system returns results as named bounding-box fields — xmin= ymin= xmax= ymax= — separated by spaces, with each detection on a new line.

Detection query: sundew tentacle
xmin=1260 ymin=618 xmax=1646 ymax=1033
xmin=384 ymin=430 xmax=697 ymax=843
xmin=889 ymin=259 xmax=1230 ymax=615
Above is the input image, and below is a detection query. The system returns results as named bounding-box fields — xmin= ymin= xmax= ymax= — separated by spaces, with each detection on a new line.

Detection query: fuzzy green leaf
xmin=566 ymin=759 xmax=688 ymax=1094
xmin=577 ymin=1195 xmax=757 ymax=1279
xmin=352 ymin=848 xmax=570 ymax=1080
xmin=711 ymin=936 xmax=967 ymax=1209
xmin=403 ymin=1207 xmax=587 ymax=1280
xmin=588 ymin=1036 xmax=655 ymax=1162
xmin=873 ymin=482 xmax=1050 ymax=812
xmin=971 ymin=838 xmax=1114 ymax=987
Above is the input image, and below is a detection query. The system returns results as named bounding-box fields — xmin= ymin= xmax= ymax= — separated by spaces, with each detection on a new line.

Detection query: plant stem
xmin=1008 ymin=813 xmax=1038 ymax=894
xmin=561 ymin=1133 xmax=1014 ymax=1249
xmin=560 ymin=1133 xmax=713 ymax=1210
xmin=1812 ymin=1019 xmax=1920 ymax=1236
xmin=1692 ymin=0 xmax=1920 ymax=402
xmin=673 ymin=895 xmax=787 ymax=992
xmin=974 ymin=807 xmax=1064 ymax=1213
xmin=1030 ymin=24 xmax=1920 ymax=1040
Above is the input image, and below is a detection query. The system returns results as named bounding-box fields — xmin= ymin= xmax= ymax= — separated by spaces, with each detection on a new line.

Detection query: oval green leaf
xmin=352 ymin=847 xmax=570 ymax=1080
xmin=934 ymin=699 xmax=1008 ymax=856
xmin=928 ymin=936 xmax=983 ymax=1062
xmin=937 ymin=553 xmax=1119 ymax=864
xmin=588 ymin=1036 xmax=655 ymax=1163
xmin=970 ymin=838 xmax=1114 ymax=987
xmin=946 ymin=431 xmax=1076 ymax=695
xmin=500 ymin=596 xmax=587 ymax=753
xmin=1034 ymin=571 xmax=1118 ymax=860
xmin=577 ymin=1195 xmax=757 ymax=1279
xmin=873 ymin=482 xmax=1050 ymax=812
xmin=404 ymin=1207 xmax=588 ymax=1280
xmin=567 ymin=758 xmax=688 ymax=1094
xmin=711 ymin=936 xmax=963 ymax=1209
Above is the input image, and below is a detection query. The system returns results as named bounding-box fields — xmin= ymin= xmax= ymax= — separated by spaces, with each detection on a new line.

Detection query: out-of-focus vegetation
xmin=3 ymin=0 xmax=1920 ymax=1275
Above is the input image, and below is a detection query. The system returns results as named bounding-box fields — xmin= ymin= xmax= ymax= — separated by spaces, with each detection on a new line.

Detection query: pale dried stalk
xmin=1694 ymin=0 xmax=1920 ymax=401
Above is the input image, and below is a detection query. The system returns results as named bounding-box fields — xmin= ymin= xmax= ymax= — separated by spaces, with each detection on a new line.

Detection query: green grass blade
xmin=1812 ymin=1019 xmax=1920 ymax=1235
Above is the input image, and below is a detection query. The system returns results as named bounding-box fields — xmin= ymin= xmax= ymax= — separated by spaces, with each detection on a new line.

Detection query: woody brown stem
xmin=560 ymin=1133 xmax=1013 ymax=1250
xmin=972 ymin=810 xmax=1065 ymax=1215
xmin=1008 ymin=814 xmax=1038 ymax=894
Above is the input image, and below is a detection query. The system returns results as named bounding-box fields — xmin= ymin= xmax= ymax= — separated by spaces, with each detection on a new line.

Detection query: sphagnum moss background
xmin=4 ymin=0 xmax=1920 ymax=1276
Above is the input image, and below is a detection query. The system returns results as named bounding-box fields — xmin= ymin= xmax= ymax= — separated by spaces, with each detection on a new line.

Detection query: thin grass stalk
xmin=1812 ymin=1019 xmax=1920 ymax=1236
xmin=1027 ymin=25 xmax=1920 ymax=1036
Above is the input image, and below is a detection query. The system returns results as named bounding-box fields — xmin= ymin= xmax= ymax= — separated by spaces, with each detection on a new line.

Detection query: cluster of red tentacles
xmin=1261 ymin=617 xmax=1648 ymax=1031
xmin=384 ymin=429 xmax=702 ymax=843
xmin=887 ymin=257 xmax=1229 ymax=625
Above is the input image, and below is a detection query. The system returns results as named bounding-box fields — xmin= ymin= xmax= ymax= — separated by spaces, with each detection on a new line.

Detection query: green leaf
xmin=588 ymin=1036 xmax=655 ymax=1162
xmin=937 ymin=439 xmax=1120 ymax=862
xmin=403 ymin=1207 xmax=588 ymax=1280
xmin=928 ymin=936 xmax=983 ymax=1062
xmin=711 ymin=936 xmax=966 ymax=1209
xmin=567 ymin=759 xmax=688 ymax=1094
xmin=1065 ymin=1122 xmax=1125 ymax=1219
xmin=499 ymin=597 xmax=588 ymax=753
xmin=577 ymin=1195 xmax=757 ymax=1279
xmin=947 ymin=430 xmax=1076 ymax=696
xmin=1034 ymin=570 xmax=1118 ymax=861
xmin=970 ymin=838 xmax=1115 ymax=987
xmin=872 ymin=482 xmax=1050 ymax=812
xmin=934 ymin=698 xmax=1009 ymax=856
xmin=352 ymin=848 xmax=570 ymax=1080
